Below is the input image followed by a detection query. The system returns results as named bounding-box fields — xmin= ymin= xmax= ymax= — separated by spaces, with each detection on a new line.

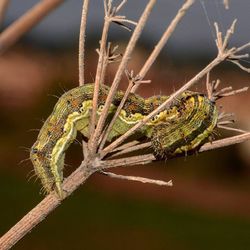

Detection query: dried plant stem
xmin=102 ymin=20 xmax=250 ymax=155
xmin=0 ymin=196 xmax=60 ymax=250
xmin=217 ymin=125 xmax=247 ymax=134
xmin=111 ymin=132 xmax=250 ymax=161
xmin=78 ymin=0 xmax=90 ymax=158
xmin=98 ymin=43 xmax=111 ymax=89
xmin=79 ymin=0 xmax=90 ymax=86
xmin=205 ymin=72 xmax=213 ymax=99
xmin=235 ymin=42 xmax=250 ymax=53
xmin=131 ymin=0 xmax=195 ymax=92
xmin=98 ymin=0 xmax=193 ymax=143
xmin=0 ymin=0 xmax=64 ymax=54
xmin=101 ymin=154 xmax=156 ymax=169
xmin=106 ymin=133 xmax=250 ymax=166
xmin=102 ymin=56 xmax=228 ymax=156
xmin=199 ymin=133 xmax=250 ymax=152
xmin=88 ymin=16 xmax=111 ymax=146
xmin=100 ymin=171 xmax=173 ymax=186
xmin=229 ymin=60 xmax=250 ymax=73
xmin=0 ymin=0 xmax=9 ymax=26
xmin=111 ymin=140 xmax=140 ymax=153
xmin=89 ymin=0 xmax=157 ymax=153
xmin=1 ymin=2 xmax=250 ymax=249
xmin=100 ymin=0 xmax=196 ymax=148
xmin=99 ymin=74 xmax=136 ymax=150
xmin=0 ymin=162 xmax=94 ymax=250
xmin=223 ymin=0 xmax=229 ymax=9
xmin=206 ymin=73 xmax=248 ymax=101
xmin=110 ymin=141 xmax=151 ymax=158
xmin=1 ymin=132 xmax=250 ymax=250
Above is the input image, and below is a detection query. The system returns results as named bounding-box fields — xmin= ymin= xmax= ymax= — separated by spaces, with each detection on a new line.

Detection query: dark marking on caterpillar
xmin=30 ymin=84 xmax=218 ymax=198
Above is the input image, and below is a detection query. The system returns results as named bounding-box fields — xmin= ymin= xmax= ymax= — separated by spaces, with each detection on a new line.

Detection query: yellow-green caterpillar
xmin=30 ymin=83 xmax=218 ymax=197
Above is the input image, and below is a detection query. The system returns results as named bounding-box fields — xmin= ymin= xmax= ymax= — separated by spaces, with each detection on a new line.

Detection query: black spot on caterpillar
xmin=30 ymin=83 xmax=218 ymax=197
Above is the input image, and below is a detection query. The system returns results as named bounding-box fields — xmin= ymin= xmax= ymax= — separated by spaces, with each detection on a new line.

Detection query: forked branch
xmin=88 ymin=0 xmax=139 ymax=154
xmin=88 ymin=0 xmax=157 ymax=154
xmin=131 ymin=0 xmax=195 ymax=92
xmin=2 ymin=132 xmax=250 ymax=249
xmin=101 ymin=20 xmax=250 ymax=155
xmin=1 ymin=1 xmax=250 ymax=250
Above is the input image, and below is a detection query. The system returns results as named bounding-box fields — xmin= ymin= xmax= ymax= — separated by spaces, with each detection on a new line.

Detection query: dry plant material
xmin=223 ymin=0 xmax=229 ymax=10
xmin=1 ymin=1 xmax=250 ymax=249
xmin=0 ymin=0 xmax=9 ymax=26
xmin=0 ymin=0 xmax=65 ymax=54
xmin=79 ymin=0 xmax=90 ymax=86
xmin=100 ymin=171 xmax=173 ymax=186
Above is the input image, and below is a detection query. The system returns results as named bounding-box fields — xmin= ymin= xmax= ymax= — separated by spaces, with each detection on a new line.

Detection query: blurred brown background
xmin=0 ymin=1 xmax=250 ymax=250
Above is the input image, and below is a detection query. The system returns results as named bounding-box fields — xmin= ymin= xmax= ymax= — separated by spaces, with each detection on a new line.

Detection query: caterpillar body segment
xmin=151 ymin=92 xmax=218 ymax=158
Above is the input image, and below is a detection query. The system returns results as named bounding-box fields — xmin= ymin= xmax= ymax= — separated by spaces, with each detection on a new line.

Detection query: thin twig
xmin=223 ymin=0 xmax=229 ymax=9
xmin=97 ymin=44 xmax=121 ymax=87
xmin=131 ymin=0 xmax=195 ymax=92
xmin=116 ymin=0 xmax=127 ymax=13
xmin=111 ymin=17 xmax=137 ymax=26
xmin=78 ymin=0 xmax=90 ymax=157
xmin=101 ymin=153 xmax=155 ymax=169
xmin=110 ymin=141 xmax=151 ymax=158
xmin=100 ymin=171 xmax=173 ymax=186
xmin=215 ymin=86 xmax=232 ymax=96
xmin=79 ymin=0 xmax=90 ymax=86
xmin=217 ymin=86 xmax=248 ymax=97
xmin=205 ymin=72 xmax=212 ymax=99
xmin=88 ymin=1 xmax=113 ymax=148
xmin=0 ymin=0 xmax=64 ymax=54
xmin=217 ymin=125 xmax=247 ymax=134
xmin=221 ymin=19 xmax=237 ymax=52
xmin=0 ymin=0 xmax=9 ymax=26
xmin=105 ymin=133 xmax=250 ymax=167
xmin=89 ymin=0 xmax=157 ymax=154
xmin=99 ymin=70 xmax=150 ymax=150
xmin=199 ymin=133 xmax=250 ymax=152
xmin=82 ymin=140 xmax=89 ymax=158
xmin=218 ymin=112 xmax=234 ymax=121
xmin=229 ymin=60 xmax=250 ymax=73
xmin=210 ymin=83 xmax=248 ymax=101
xmin=110 ymin=132 xmax=250 ymax=160
xmin=235 ymin=42 xmax=250 ymax=54
xmin=217 ymin=121 xmax=233 ymax=126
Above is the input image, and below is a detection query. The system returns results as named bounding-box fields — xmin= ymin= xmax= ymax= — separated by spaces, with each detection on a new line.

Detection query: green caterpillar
xmin=30 ymin=83 xmax=218 ymax=197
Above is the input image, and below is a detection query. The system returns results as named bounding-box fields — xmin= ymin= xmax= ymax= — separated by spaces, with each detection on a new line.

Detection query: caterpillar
xmin=30 ymin=83 xmax=218 ymax=197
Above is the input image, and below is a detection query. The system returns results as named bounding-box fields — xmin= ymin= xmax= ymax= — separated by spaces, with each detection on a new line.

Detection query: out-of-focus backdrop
xmin=0 ymin=1 xmax=250 ymax=250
